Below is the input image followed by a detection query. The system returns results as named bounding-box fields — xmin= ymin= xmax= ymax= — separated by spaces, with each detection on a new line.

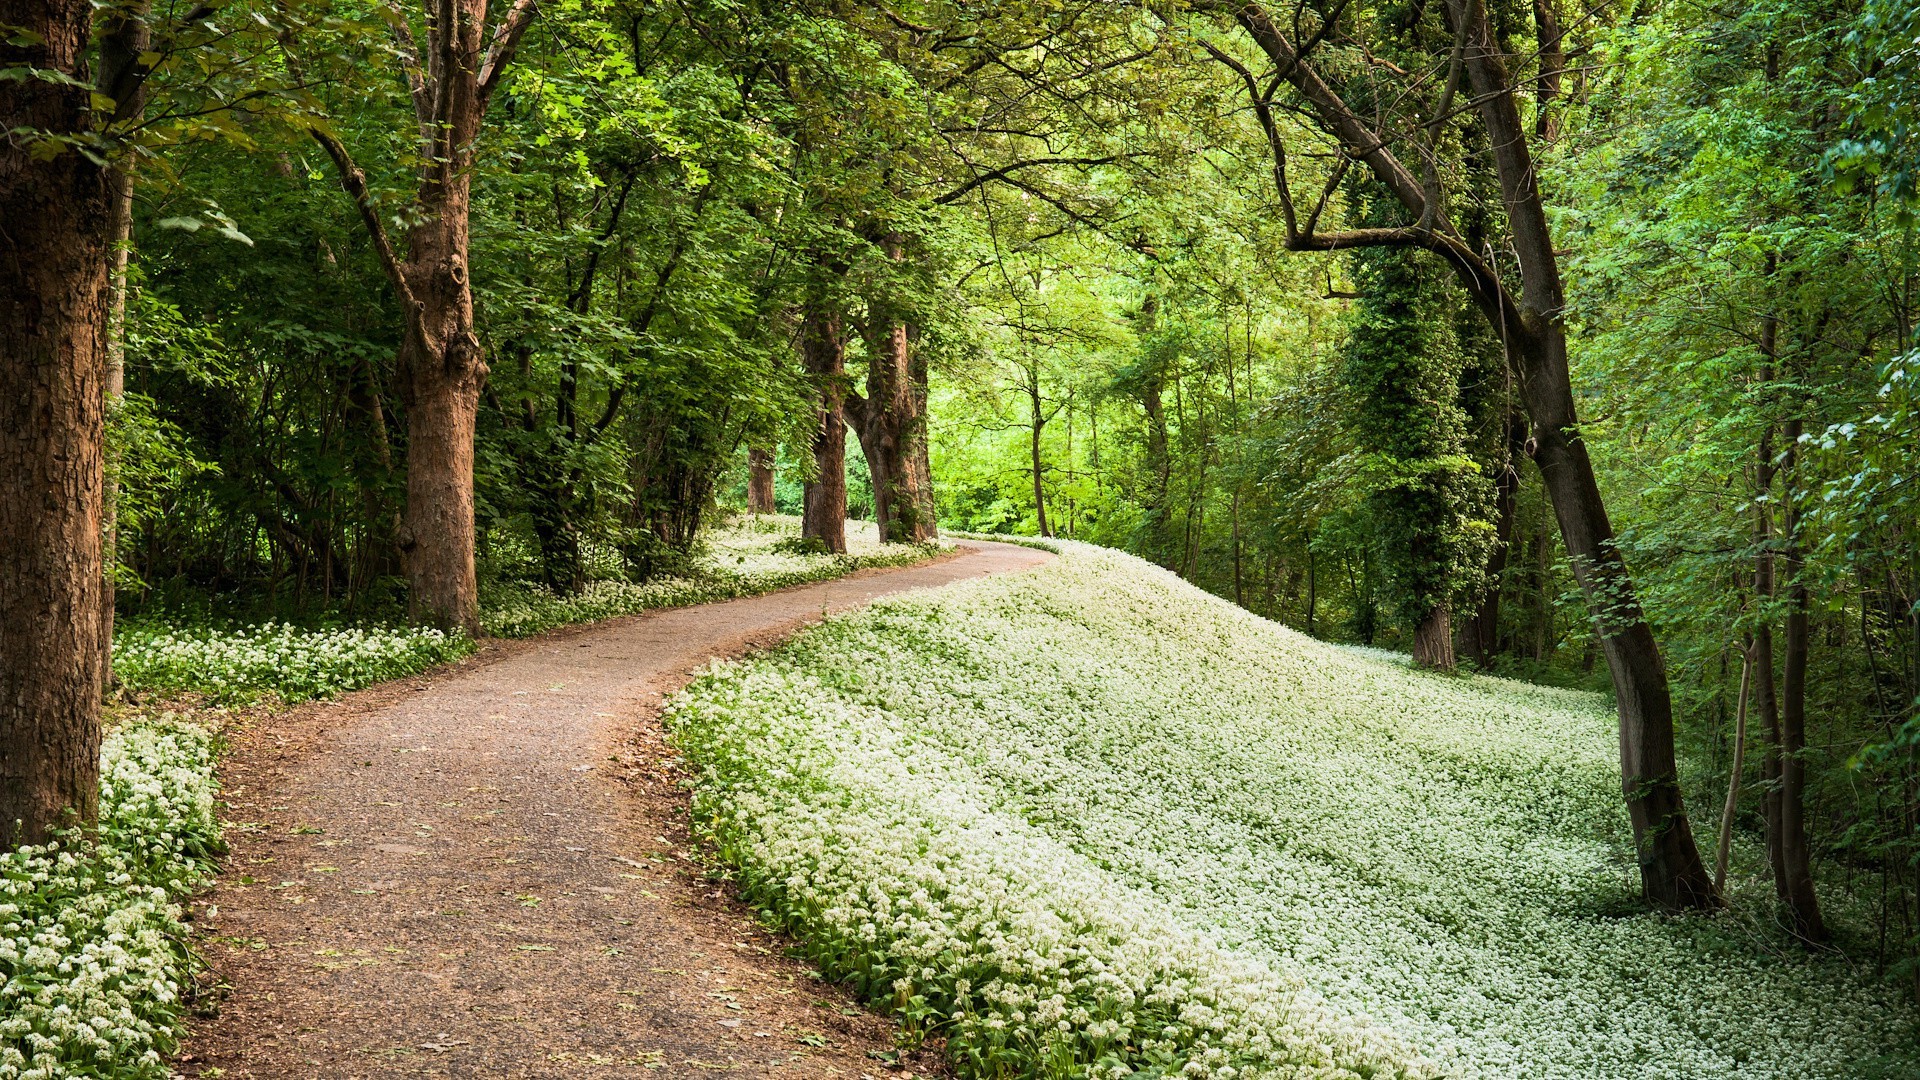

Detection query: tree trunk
xmin=101 ymin=172 xmax=134 ymax=691
xmin=312 ymin=0 xmax=536 ymax=634
xmin=1464 ymin=408 xmax=1524 ymax=664
xmin=1028 ymin=380 xmax=1051 ymax=538
xmin=0 ymin=0 xmax=112 ymax=843
xmin=1224 ymin=0 xmax=1717 ymax=909
xmin=1413 ymin=603 xmax=1456 ymax=669
xmin=1776 ymin=418 xmax=1827 ymax=942
xmin=1714 ymin=647 xmax=1753 ymax=892
xmin=1461 ymin=0 xmax=1714 ymax=910
xmin=800 ymin=305 xmax=847 ymax=553
xmin=849 ymin=318 xmax=937 ymax=542
xmin=396 ymin=197 xmax=488 ymax=631
xmin=747 ymin=448 xmax=776 ymax=513
xmin=1520 ymin=336 xmax=1714 ymax=908
xmin=97 ymin=0 xmax=149 ymax=690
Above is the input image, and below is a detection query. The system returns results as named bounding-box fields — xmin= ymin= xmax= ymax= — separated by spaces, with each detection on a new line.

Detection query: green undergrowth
xmin=665 ymin=538 xmax=1920 ymax=1080
xmin=1 ymin=716 xmax=223 ymax=1080
xmin=110 ymin=515 xmax=943 ymax=703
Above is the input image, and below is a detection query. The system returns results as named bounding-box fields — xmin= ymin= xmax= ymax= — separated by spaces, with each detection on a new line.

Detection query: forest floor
xmin=176 ymin=540 xmax=1052 ymax=1079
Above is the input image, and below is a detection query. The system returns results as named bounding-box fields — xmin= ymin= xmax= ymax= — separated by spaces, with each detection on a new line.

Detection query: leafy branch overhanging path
xmin=183 ymin=540 xmax=1053 ymax=1078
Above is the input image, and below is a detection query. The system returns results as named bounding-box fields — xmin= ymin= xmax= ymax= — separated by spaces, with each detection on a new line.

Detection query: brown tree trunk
xmin=311 ymin=0 xmax=536 ymax=635
xmin=849 ymin=320 xmax=937 ymax=543
xmin=1461 ymin=0 xmax=1713 ymax=910
xmin=394 ymin=181 xmax=487 ymax=632
xmin=747 ymin=448 xmax=776 ymax=513
xmin=1776 ymin=418 xmax=1827 ymax=942
xmin=1413 ymin=603 xmax=1456 ymax=669
xmin=800 ymin=305 xmax=847 ymax=553
xmin=1714 ymin=648 xmax=1754 ymax=892
xmin=848 ymin=235 xmax=937 ymax=544
xmin=0 ymin=0 xmax=112 ymax=843
xmin=1028 ymin=379 xmax=1051 ymax=538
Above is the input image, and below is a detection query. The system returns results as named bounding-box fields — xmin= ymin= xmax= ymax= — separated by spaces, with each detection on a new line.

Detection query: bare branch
xmin=480 ymin=0 xmax=540 ymax=105
xmin=932 ymin=155 xmax=1119 ymax=206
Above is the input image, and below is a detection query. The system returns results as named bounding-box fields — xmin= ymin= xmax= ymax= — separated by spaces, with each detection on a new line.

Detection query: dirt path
xmin=181 ymin=540 xmax=1052 ymax=1079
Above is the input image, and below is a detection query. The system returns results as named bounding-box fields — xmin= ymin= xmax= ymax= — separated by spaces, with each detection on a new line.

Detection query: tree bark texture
xmin=848 ymin=315 xmax=937 ymax=543
xmin=0 ymin=0 xmax=112 ymax=842
xmin=747 ymin=448 xmax=776 ymax=513
xmin=800 ymin=306 xmax=847 ymax=553
xmin=1413 ymin=603 xmax=1456 ymax=669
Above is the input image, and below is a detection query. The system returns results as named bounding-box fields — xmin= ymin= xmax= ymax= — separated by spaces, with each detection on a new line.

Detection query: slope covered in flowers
xmin=666 ymin=540 xmax=1920 ymax=1079
xmin=1 ymin=717 xmax=222 ymax=1080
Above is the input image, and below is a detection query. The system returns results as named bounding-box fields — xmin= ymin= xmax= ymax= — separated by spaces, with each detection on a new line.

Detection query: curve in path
xmin=183 ymin=540 xmax=1053 ymax=1079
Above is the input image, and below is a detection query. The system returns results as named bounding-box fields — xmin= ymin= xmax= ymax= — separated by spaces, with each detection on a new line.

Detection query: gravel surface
xmin=179 ymin=540 xmax=1053 ymax=1079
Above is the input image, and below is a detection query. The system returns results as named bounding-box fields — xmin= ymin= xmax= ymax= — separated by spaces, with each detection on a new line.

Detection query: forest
xmin=2 ymin=0 xmax=1919 ymax=1077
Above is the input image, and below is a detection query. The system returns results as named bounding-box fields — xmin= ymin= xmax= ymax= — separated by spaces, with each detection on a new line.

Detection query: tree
xmin=1198 ymin=0 xmax=1719 ymax=908
xmin=1340 ymin=233 xmax=1492 ymax=670
xmin=0 ymin=0 xmax=115 ymax=843
xmin=307 ymin=0 xmax=538 ymax=633
xmin=800 ymin=302 xmax=850 ymax=552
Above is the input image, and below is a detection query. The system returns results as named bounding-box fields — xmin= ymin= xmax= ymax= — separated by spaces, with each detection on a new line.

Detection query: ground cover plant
xmin=112 ymin=621 xmax=472 ymax=704
xmin=0 ymin=716 xmax=221 ymax=1080
xmin=666 ymin=541 xmax=1920 ymax=1080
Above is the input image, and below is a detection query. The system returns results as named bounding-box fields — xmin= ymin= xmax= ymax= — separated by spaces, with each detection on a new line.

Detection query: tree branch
xmin=310 ymin=126 xmax=419 ymax=321
xmin=479 ymin=0 xmax=539 ymax=106
xmin=932 ymin=155 xmax=1119 ymax=206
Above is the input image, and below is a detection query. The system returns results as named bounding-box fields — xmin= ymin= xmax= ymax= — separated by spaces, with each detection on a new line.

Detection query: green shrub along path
xmin=667 ymin=540 xmax=1920 ymax=1080
xmin=174 ymin=540 xmax=1047 ymax=1079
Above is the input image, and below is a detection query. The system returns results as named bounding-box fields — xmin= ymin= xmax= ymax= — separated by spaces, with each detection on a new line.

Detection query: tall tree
xmin=1200 ymin=0 xmax=1719 ymax=907
xmin=800 ymin=302 xmax=849 ymax=552
xmin=1341 ymin=233 xmax=1492 ymax=670
xmin=308 ymin=0 xmax=537 ymax=633
xmin=0 ymin=0 xmax=114 ymax=843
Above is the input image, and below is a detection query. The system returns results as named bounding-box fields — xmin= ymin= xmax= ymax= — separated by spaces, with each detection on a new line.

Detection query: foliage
xmin=1 ymin=717 xmax=221 ymax=1080
xmin=669 ymin=540 xmax=1920 ymax=1080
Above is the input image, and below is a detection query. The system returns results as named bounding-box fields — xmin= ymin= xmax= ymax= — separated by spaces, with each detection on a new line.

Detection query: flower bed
xmin=113 ymin=621 xmax=470 ymax=703
xmin=666 ymin=540 xmax=1920 ymax=1079
xmin=1 ymin=717 xmax=222 ymax=1080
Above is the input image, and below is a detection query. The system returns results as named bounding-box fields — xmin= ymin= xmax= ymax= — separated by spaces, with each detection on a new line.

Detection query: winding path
xmin=182 ymin=540 xmax=1051 ymax=1079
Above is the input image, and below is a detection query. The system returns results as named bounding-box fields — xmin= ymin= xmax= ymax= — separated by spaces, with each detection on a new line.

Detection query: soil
xmin=178 ymin=540 xmax=1053 ymax=1079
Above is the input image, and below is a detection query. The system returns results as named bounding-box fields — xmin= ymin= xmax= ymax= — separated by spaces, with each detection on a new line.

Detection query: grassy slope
xmin=669 ymin=540 xmax=1919 ymax=1080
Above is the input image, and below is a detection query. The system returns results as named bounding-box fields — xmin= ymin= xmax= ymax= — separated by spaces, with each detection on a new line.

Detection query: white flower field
xmin=0 ymin=718 xmax=220 ymax=1080
xmin=667 ymin=540 xmax=1920 ymax=1079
